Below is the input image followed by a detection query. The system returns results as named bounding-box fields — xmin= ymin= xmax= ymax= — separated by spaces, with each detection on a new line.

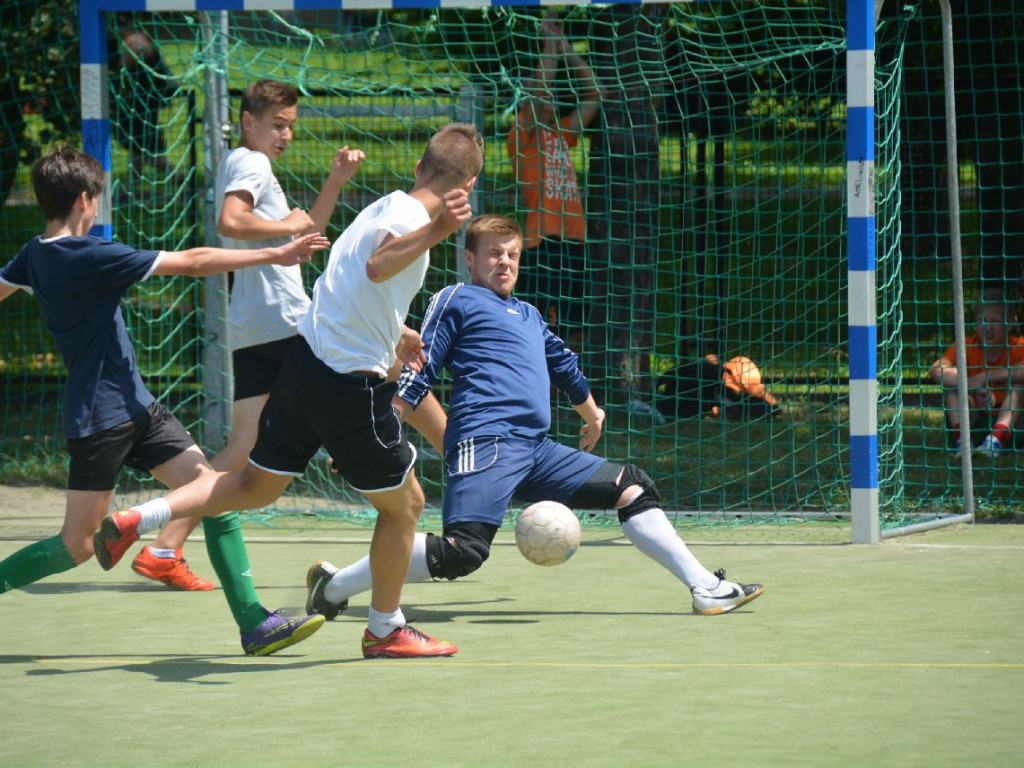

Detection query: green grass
xmin=1 ymin=518 xmax=1022 ymax=767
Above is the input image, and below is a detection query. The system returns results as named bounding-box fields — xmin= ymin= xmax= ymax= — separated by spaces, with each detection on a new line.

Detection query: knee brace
xmin=567 ymin=462 xmax=662 ymax=524
xmin=424 ymin=521 xmax=499 ymax=581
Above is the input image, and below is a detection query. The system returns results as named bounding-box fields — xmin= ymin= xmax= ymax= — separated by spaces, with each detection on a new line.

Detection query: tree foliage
xmin=0 ymin=0 xmax=80 ymax=204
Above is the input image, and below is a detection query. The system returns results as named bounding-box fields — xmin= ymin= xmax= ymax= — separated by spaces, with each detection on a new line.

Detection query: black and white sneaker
xmin=305 ymin=560 xmax=348 ymax=621
xmin=691 ymin=569 xmax=765 ymax=615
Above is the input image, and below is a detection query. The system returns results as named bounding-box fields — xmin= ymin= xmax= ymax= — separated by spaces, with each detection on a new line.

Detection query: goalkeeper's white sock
xmin=324 ymin=532 xmax=432 ymax=604
xmin=133 ymin=498 xmax=172 ymax=535
xmin=621 ymin=508 xmax=719 ymax=590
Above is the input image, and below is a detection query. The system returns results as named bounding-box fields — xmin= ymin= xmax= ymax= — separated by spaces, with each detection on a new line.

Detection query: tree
xmin=0 ymin=0 xmax=80 ymax=206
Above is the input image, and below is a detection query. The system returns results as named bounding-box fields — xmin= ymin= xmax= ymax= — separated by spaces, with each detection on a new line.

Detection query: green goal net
xmin=3 ymin=2 xmax=1019 ymax=531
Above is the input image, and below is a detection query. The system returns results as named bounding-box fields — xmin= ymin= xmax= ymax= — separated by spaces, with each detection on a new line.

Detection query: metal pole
xmin=847 ymin=0 xmax=880 ymax=543
xmin=199 ymin=11 xmax=232 ymax=454
xmin=938 ymin=0 xmax=976 ymax=521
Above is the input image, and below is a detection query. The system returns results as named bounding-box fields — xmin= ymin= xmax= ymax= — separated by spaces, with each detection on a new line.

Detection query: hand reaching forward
xmin=276 ymin=232 xmax=330 ymax=265
xmin=331 ymin=145 xmax=366 ymax=186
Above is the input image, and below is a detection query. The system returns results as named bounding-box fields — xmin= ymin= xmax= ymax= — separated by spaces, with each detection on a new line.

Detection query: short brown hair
xmin=465 ymin=214 xmax=523 ymax=254
xmin=418 ymin=122 xmax=484 ymax=187
xmin=31 ymin=146 xmax=104 ymax=221
xmin=239 ymin=79 xmax=298 ymax=122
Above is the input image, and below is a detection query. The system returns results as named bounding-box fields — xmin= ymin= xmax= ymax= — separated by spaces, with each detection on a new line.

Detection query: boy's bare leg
xmin=132 ymin=445 xmax=215 ymax=589
xmin=63 ymin=490 xmax=117 ymax=564
xmin=359 ymin=471 xmax=457 ymax=657
xmin=364 ymin=472 xmax=425 ymax=614
xmin=210 ymin=396 xmax=269 ymax=473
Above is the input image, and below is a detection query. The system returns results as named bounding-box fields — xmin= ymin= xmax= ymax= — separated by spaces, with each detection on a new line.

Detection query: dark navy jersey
xmin=0 ymin=236 xmax=161 ymax=438
xmin=396 ymin=283 xmax=590 ymax=452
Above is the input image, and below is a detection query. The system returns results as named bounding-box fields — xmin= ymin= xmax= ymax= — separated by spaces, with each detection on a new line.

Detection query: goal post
xmin=73 ymin=0 xmax=976 ymax=542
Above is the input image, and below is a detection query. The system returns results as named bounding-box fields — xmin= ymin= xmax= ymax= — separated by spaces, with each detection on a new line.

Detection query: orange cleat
xmin=93 ymin=510 xmax=142 ymax=571
xmin=361 ymin=625 xmax=458 ymax=659
xmin=132 ymin=547 xmax=214 ymax=591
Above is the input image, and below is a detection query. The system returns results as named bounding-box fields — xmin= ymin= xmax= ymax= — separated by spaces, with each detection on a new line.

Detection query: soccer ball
xmin=515 ymin=501 xmax=581 ymax=566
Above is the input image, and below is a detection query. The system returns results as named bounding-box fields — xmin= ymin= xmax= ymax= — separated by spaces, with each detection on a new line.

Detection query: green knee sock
xmin=0 ymin=534 xmax=77 ymax=593
xmin=203 ymin=512 xmax=267 ymax=633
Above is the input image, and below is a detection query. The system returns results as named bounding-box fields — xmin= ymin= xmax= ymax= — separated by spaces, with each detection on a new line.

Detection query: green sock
xmin=0 ymin=534 xmax=77 ymax=593
xmin=202 ymin=512 xmax=267 ymax=633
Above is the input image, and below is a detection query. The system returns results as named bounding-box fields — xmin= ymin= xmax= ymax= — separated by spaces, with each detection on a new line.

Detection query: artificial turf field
xmin=1 ymin=487 xmax=1022 ymax=767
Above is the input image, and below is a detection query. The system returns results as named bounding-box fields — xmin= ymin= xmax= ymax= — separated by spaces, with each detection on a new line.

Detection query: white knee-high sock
xmin=324 ymin=532 xmax=432 ymax=604
xmin=621 ymin=508 xmax=719 ymax=590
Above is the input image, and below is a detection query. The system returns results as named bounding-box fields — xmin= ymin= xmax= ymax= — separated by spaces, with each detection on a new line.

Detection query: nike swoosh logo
xmin=241 ymin=569 xmax=252 ymax=578
xmin=506 ymin=308 xmax=520 ymax=315
xmin=715 ymin=588 xmax=741 ymax=600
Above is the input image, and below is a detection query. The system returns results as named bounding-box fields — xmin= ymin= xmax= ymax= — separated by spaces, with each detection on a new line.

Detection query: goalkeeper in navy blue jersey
xmin=306 ymin=214 xmax=765 ymax=618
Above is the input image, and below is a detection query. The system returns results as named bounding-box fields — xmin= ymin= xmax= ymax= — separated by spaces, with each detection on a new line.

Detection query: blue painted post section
xmin=79 ymin=0 xmax=112 ymax=240
xmin=846 ymin=0 xmax=879 ymax=544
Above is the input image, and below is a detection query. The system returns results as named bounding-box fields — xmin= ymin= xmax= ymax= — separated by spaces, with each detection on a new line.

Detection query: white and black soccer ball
xmin=515 ymin=501 xmax=581 ymax=566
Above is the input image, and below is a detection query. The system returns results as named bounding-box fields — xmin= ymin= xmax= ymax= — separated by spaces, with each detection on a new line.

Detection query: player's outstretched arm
xmin=308 ymin=146 xmax=365 ymax=233
xmin=365 ymin=186 xmax=474 ymax=283
xmin=0 ymin=281 xmax=18 ymax=305
xmin=154 ymin=232 xmax=329 ymax=277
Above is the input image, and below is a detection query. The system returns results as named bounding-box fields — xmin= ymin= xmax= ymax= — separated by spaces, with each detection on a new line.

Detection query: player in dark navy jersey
xmin=0 ymin=146 xmax=329 ymax=655
xmin=306 ymin=214 xmax=765 ymax=618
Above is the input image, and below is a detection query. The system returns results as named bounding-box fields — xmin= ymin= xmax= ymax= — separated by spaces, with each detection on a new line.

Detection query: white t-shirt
xmin=299 ymin=191 xmax=431 ymax=377
xmin=216 ymin=146 xmax=311 ymax=352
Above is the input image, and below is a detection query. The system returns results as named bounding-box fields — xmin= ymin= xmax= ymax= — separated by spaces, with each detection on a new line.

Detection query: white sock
xmin=621 ymin=508 xmax=719 ymax=590
xmin=367 ymin=606 xmax=406 ymax=639
xmin=133 ymin=498 xmax=172 ymax=535
xmin=146 ymin=547 xmax=176 ymax=559
xmin=324 ymin=532 xmax=431 ymax=604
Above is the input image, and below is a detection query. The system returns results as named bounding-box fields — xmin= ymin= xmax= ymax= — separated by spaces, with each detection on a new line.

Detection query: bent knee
xmin=64 ymin=535 xmax=95 ymax=565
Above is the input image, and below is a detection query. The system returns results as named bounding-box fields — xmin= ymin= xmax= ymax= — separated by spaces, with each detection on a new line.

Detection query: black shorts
xmin=232 ymin=336 xmax=298 ymax=401
xmin=519 ymin=237 xmax=588 ymax=333
xmin=249 ymin=337 xmax=416 ymax=492
xmin=66 ymin=401 xmax=196 ymax=491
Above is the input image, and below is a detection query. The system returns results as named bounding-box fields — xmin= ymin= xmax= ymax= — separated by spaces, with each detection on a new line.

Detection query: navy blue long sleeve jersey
xmin=396 ymin=283 xmax=591 ymax=453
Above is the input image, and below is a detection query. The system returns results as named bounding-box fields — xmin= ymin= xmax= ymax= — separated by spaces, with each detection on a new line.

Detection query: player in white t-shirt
xmin=96 ymin=122 xmax=485 ymax=659
xmin=129 ymin=80 xmax=364 ymax=593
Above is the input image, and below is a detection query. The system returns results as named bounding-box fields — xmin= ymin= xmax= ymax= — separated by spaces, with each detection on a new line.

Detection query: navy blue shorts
xmin=66 ymin=401 xmax=196 ymax=491
xmin=442 ymin=435 xmax=604 ymax=527
xmin=249 ymin=337 xmax=415 ymax=492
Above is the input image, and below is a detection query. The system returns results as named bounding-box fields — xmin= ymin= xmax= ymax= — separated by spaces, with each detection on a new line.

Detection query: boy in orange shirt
xmin=507 ymin=13 xmax=603 ymax=342
xmin=929 ymin=287 xmax=1024 ymax=456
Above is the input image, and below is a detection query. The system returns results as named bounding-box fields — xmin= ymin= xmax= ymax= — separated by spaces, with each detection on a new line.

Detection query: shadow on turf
xmin=20 ymin=581 xmax=199 ymax=594
xmin=315 ymin=597 xmax=702 ymax=626
xmin=4 ymin=654 xmax=350 ymax=684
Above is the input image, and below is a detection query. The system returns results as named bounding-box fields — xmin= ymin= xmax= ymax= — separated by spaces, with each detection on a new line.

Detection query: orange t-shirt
xmin=507 ymin=113 xmax=586 ymax=248
xmin=941 ymin=334 xmax=1024 ymax=406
